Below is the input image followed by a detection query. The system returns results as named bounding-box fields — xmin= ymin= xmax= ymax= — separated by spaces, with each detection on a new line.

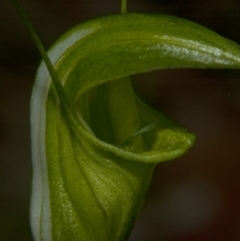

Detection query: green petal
xmin=30 ymin=13 xmax=240 ymax=241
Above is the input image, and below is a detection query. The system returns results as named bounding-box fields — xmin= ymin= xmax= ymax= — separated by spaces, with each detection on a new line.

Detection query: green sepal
xmin=30 ymin=13 xmax=240 ymax=241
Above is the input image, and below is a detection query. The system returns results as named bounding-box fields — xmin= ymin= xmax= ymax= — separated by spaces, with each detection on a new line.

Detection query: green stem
xmin=10 ymin=0 xmax=70 ymax=110
xmin=121 ymin=0 xmax=127 ymax=13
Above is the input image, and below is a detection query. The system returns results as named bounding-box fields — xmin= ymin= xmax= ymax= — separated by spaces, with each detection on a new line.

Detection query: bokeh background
xmin=1 ymin=0 xmax=240 ymax=240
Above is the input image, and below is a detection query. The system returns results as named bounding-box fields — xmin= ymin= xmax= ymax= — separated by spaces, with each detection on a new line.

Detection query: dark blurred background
xmin=1 ymin=0 xmax=240 ymax=240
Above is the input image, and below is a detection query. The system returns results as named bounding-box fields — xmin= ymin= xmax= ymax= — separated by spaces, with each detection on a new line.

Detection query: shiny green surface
xmin=30 ymin=13 xmax=240 ymax=241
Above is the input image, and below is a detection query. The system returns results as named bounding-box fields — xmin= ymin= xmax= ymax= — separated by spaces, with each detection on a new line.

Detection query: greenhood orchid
xmin=11 ymin=0 xmax=240 ymax=240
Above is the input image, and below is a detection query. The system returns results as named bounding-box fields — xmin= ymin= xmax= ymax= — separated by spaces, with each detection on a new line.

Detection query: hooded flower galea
xmin=27 ymin=13 xmax=240 ymax=241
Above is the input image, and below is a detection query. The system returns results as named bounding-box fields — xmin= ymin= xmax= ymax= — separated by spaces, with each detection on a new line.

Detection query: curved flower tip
xmin=30 ymin=13 xmax=240 ymax=241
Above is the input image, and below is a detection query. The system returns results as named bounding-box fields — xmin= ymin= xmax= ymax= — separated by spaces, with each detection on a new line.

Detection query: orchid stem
xmin=10 ymin=0 xmax=70 ymax=110
xmin=121 ymin=0 xmax=127 ymax=13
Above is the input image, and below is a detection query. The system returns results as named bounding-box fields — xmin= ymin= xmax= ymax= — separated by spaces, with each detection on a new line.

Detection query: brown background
xmin=1 ymin=0 xmax=240 ymax=240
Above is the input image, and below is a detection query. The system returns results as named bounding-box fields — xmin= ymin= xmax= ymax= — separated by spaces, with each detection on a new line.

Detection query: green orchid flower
xmin=11 ymin=0 xmax=240 ymax=240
